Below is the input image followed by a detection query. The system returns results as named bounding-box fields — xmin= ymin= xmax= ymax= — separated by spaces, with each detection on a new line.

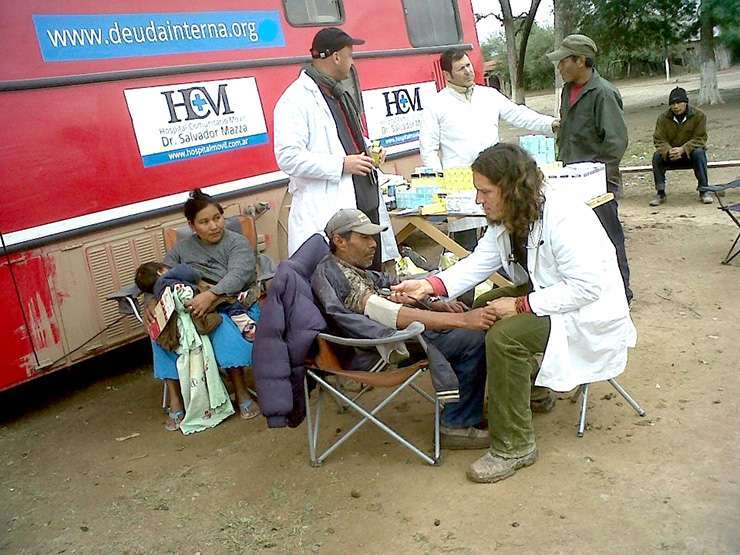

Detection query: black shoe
xmin=649 ymin=193 xmax=666 ymax=207
xmin=440 ymin=425 xmax=490 ymax=450
xmin=530 ymin=394 xmax=555 ymax=413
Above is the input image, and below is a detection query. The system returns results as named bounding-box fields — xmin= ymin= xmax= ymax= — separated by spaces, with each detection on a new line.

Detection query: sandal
xmin=165 ymin=410 xmax=185 ymax=431
xmin=238 ymin=398 xmax=261 ymax=420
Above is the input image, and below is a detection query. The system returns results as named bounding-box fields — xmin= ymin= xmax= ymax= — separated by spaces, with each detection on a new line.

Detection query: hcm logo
xmin=161 ymin=84 xmax=234 ymax=123
xmin=383 ymin=87 xmax=423 ymax=117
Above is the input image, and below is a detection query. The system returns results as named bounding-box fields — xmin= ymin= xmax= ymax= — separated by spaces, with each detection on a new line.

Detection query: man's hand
xmin=486 ymin=297 xmax=518 ymax=320
xmin=186 ymin=290 xmax=218 ymax=318
xmin=390 ymin=279 xmax=433 ymax=302
xmin=431 ymin=300 xmax=468 ymax=313
xmin=459 ymin=306 xmax=498 ymax=331
xmin=668 ymin=146 xmax=685 ymax=161
xmin=389 ymin=291 xmax=420 ymax=306
xmin=343 ymin=154 xmax=375 ymax=176
xmin=551 ymin=119 xmax=561 ymax=133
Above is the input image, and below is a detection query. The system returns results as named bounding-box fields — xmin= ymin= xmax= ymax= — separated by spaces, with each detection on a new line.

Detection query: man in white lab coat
xmin=419 ymin=48 xmax=558 ymax=247
xmin=393 ymin=143 xmax=636 ymax=484
xmin=273 ymin=27 xmax=398 ymax=268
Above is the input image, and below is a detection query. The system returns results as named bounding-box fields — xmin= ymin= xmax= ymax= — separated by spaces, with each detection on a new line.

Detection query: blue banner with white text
xmin=33 ymin=11 xmax=285 ymax=62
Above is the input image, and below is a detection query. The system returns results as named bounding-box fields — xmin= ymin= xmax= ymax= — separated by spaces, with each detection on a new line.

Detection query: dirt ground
xmin=1 ymin=68 xmax=739 ymax=555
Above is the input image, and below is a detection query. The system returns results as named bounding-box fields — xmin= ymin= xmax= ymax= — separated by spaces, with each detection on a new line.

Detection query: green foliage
xmin=704 ymin=0 xmax=740 ymax=57
xmin=482 ymin=24 xmax=555 ymax=91
xmin=481 ymin=0 xmax=738 ymax=92
xmin=572 ymin=0 xmax=699 ymax=77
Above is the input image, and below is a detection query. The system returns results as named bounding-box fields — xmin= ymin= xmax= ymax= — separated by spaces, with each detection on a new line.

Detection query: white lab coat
xmin=437 ymin=190 xmax=636 ymax=392
xmin=419 ymin=85 xmax=554 ymax=232
xmin=273 ymin=71 xmax=399 ymax=260
xmin=419 ymin=85 xmax=554 ymax=171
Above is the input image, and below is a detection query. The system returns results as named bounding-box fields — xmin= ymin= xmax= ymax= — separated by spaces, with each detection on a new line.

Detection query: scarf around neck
xmin=304 ymin=64 xmax=366 ymax=153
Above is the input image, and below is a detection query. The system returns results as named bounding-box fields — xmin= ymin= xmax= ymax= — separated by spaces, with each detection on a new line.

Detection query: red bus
xmin=0 ymin=0 xmax=484 ymax=390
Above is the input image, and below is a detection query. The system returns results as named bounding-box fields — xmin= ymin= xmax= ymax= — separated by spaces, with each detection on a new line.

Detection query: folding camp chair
xmin=703 ymin=177 xmax=740 ymax=264
xmin=303 ymin=321 xmax=441 ymax=467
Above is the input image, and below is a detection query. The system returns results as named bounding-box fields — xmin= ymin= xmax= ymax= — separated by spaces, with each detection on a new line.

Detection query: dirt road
xmin=1 ymin=69 xmax=738 ymax=554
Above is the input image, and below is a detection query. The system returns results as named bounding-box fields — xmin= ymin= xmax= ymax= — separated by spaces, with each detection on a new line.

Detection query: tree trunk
xmin=698 ymin=3 xmax=723 ymax=105
xmin=499 ymin=0 xmax=520 ymax=101
xmin=552 ymin=0 xmax=574 ymax=116
xmin=665 ymin=56 xmax=670 ymax=82
xmin=514 ymin=0 xmax=543 ymax=104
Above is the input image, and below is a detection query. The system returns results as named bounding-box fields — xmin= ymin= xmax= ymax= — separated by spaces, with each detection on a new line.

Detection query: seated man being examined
xmin=650 ymin=86 xmax=711 ymax=206
xmin=312 ymin=209 xmax=492 ymax=449
xmin=392 ymin=143 xmax=637 ymax=483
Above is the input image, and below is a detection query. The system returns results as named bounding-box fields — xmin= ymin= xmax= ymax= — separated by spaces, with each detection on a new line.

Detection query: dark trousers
xmin=425 ymin=328 xmax=487 ymax=429
xmin=594 ymin=198 xmax=632 ymax=303
xmin=652 ymin=148 xmax=709 ymax=193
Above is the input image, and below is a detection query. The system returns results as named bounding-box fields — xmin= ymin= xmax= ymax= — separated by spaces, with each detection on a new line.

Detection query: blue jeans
xmin=652 ymin=148 xmax=709 ymax=192
xmin=424 ymin=328 xmax=487 ymax=428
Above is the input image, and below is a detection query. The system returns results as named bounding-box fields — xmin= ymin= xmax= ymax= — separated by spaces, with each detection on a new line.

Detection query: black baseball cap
xmin=310 ymin=27 xmax=364 ymax=59
xmin=669 ymin=87 xmax=689 ymax=104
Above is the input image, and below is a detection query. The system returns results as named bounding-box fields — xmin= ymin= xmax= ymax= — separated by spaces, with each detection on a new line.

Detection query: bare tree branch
xmin=475 ymin=11 xmax=503 ymax=23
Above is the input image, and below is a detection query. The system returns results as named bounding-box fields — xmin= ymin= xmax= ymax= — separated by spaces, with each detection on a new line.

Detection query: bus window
xmin=283 ymin=0 xmax=344 ymax=26
xmin=402 ymin=0 xmax=462 ymax=47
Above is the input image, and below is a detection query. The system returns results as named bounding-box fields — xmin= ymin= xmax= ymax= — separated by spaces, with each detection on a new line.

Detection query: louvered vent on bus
xmin=86 ymin=231 xmax=166 ymax=343
xmin=432 ymin=59 xmax=445 ymax=92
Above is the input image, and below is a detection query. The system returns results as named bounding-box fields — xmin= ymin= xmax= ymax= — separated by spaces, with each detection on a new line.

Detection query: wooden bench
xmin=619 ymin=159 xmax=740 ymax=174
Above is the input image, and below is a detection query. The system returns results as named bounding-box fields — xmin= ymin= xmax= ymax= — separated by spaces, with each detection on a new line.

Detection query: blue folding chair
xmin=704 ymin=177 xmax=740 ymax=264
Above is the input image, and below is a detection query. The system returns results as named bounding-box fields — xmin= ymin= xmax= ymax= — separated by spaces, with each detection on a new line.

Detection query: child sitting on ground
xmin=135 ymin=261 xmax=257 ymax=341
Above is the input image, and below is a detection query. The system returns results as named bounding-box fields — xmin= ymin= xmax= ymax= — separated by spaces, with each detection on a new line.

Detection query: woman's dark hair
xmin=471 ymin=143 xmax=544 ymax=239
xmin=183 ymin=188 xmax=223 ymax=222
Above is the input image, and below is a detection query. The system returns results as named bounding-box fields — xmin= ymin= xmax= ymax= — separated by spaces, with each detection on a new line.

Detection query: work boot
xmin=440 ymin=425 xmax=489 ymax=450
xmin=700 ymin=191 xmax=713 ymax=204
xmin=467 ymin=449 xmax=539 ymax=483
xmin=649 ymin=193 xmax=666 ymax=207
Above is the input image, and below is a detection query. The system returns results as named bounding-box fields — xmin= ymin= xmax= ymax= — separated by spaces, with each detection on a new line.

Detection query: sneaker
xmin=700 ymin=191 xmax=713 ymax=204
xmin=649 ymin=193 xmax=666 ymax=207
xmin=440 ymin=424 xmax=489 ymax=450
xmin=466 ymin=449 xmax=539 ymax=483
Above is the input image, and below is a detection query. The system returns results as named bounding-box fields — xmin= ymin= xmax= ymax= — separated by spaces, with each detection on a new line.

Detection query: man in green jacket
xmin=649 ymin=87 xmax=710 ymax=206
xmin=547 ymin=34 xmax=632 ymax=303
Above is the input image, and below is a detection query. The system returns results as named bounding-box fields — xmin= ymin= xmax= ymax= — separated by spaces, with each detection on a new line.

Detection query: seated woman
xmin=147 ymin=189 xmax=261 ymax=431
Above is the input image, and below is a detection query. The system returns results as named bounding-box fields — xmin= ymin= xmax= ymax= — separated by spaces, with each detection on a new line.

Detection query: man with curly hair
xmin=392 ymin=143 xmax=636 ymax=483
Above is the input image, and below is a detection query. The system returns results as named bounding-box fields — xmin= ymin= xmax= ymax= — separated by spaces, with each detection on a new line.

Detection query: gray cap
xmin=546 ymin=34 xmax=598 ymax=62
xmin=324 ymin=208 xmax=387 ymax=237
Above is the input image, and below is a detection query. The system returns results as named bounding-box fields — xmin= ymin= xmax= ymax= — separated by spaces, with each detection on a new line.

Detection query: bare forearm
xmin=396 ymin=306 xmax=466 ymax=331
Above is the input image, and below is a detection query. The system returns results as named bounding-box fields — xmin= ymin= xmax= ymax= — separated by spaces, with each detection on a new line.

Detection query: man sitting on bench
xmin=650 ymin=86 xmax=711 ymax=206
xmin=311 ymin=209 xmax=493 ymax=450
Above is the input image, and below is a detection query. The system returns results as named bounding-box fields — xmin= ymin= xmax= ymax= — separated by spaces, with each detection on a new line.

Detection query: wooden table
xmin=390 ymin=192 xmax=614 ymax=289
xmin=390 ymin=211 xmax=513 ymax=288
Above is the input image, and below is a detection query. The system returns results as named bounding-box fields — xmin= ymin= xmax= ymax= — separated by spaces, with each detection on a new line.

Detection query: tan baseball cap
xmin=324 ymin=208 xmax=387 ymax=237
xmin=546 ymin=34 xmax=598 ymax=62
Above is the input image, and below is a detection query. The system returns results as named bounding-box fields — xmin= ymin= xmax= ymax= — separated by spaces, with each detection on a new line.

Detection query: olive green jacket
xmin=653 ymin=107 xmax=707 ymax=160
xmin=557 ymin=69 xmax=628 ymax=191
